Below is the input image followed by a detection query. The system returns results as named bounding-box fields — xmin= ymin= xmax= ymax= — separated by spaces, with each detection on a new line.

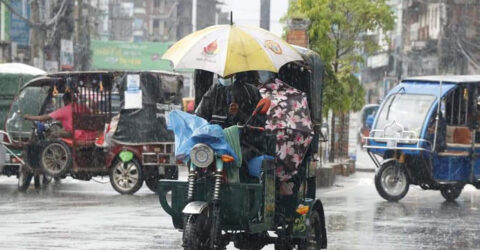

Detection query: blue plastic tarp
xmin=167 ymin=110 xmax=238 ymax=163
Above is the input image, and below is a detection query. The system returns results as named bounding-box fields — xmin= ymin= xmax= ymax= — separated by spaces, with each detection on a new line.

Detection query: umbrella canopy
xmin=162 ymin=25 xmax=303 ymax=77
xmin=0 ymin=63 xmax=46 ymax=75
xmin=259 ymin=79 xmax=314 ymax=181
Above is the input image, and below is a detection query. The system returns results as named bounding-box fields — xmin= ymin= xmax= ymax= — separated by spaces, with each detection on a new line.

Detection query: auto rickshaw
xmin=158 ymin=46 xmax=327 ymax=249
xmin=1 ymin=70 xmax=182 ymax=194
xmin=0 ymin=63 xmax=47 ymax=188
xmin=365 ymin=75 xmax=480 ymax=202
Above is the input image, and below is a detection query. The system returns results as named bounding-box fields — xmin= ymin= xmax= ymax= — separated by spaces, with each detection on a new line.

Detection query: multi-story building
xmin=401 ymin=0 xmax=480 ymax=76
xmin=107 ymin=0 xmax=225 ymax=42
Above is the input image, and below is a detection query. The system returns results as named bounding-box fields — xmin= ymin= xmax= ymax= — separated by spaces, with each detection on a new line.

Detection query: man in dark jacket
xmin=195 ymin=72 xmax=262 ymax=128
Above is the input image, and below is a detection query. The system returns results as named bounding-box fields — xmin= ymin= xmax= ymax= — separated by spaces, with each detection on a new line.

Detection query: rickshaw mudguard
xmin=182 ymin=201 xmax=209 ymax=214
xmin=291 ymin=198 xmax=328 ymax=248
xmin=158 ymin=179 xmax=264 ymax=230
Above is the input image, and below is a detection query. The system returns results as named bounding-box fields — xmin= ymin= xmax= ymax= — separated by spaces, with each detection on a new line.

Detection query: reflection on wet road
xmin=321 ymin=172 xmax=480 ymax=250
xmin=1 ymin=171 xmax=480 ymax=249
xmin=0 ymin=178 xmax=182 ymax=250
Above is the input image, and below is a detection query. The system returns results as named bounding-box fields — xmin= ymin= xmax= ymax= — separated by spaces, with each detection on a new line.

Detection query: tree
xmin=0 ymin=0 xmax=74 ymax=69
xmin=287 ymin=0 xmax=394 ymax=161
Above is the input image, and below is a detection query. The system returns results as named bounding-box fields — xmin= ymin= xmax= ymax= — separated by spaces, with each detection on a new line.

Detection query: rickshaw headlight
xmin=190 ymin=143 xmax=214 ymax=168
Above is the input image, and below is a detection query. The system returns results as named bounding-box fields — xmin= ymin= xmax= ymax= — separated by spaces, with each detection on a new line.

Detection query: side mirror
xmin=253 ymin=98 xmax=271 ymax=116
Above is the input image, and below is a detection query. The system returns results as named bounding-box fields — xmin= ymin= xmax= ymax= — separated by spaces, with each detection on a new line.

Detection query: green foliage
xmin=285 ymin=0 xmax=395 ymax=114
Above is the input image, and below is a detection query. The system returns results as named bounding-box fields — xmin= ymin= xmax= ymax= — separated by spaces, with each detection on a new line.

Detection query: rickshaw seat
xmin=446 ymin=126 xmax=471 ymax=144
xmin=59 ymin=138 xmax=96 ymax=148
xmin=438 ymin=151 xmax=469 ymax=157
xmin=73 ymin=113 xmax=107 ymax=131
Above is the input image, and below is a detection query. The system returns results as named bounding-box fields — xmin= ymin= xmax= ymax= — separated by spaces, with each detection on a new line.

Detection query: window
xmin=134 ymin=18 xmax=143 ymax=30
xmin=373 ymin=94 xmax=436 ymax=141
xmin=153 ymin=19 xmax=160 ymax=28
xmin=153 ymin=0 xmax=160 ymax=8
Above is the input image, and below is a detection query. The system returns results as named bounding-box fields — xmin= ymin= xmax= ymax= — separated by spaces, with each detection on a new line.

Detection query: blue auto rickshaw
xmin=365 ymin=75 xmax=480 ymax=202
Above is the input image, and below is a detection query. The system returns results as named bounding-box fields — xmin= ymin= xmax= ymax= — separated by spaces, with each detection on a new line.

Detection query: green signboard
xmin=91 ymin=40 xmax=174 ymax=71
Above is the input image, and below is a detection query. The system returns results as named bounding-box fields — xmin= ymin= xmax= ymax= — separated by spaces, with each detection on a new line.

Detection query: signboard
xmin=45 ymin=60 xmax=59 ymax=73
xmin=124 ymin=74 xmax=142 ymax=109
xmin=9 ymin=0 xmax=30 ymax=47
xmin=91 ymin=40 xmax=174 ymax=71
xmin=60 ymin=39 xmax=74 ymax=70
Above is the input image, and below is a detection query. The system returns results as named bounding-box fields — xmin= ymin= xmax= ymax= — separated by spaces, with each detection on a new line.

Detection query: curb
xmin=356 ymin=168 xmax=375 ymax=173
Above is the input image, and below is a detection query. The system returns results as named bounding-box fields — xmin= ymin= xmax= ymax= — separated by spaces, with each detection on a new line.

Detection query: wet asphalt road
xmin=1 ymin=162 xmax=480 ymax=249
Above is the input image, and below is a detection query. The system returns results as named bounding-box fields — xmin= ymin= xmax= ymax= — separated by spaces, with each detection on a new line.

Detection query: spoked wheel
xmin=440 ymin=184 xmax=464 ymax=202
xmin=18 ymin=167 xmax=33 ymax=192
xmin=183 ymin=209 xmax=211 ymax=250
xmin=375 ymin=161 xmax=409 ymax=201
xmin=40 ymin=140 xmax=72 ymax=177
xmin=110 ymin=158 xmax=144 ymax=195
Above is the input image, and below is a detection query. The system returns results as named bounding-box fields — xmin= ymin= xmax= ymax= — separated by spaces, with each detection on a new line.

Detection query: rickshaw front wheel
xmin=183 ymin=209 xmax=211 ymax=250
xmin=40 ymin=140 xmax=72 ymax=178
xmin=375 ymin=161 xmax=409 ymax=202
xmin=440 ymin=184 xmax=464 ymax=202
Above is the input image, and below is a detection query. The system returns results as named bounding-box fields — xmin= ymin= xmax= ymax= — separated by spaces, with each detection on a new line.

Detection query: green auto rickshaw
xmin=158 ymin=46 xmax=328 ymax=250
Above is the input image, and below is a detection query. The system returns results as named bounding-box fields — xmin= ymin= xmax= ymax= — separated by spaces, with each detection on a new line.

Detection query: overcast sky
xmin=219 ymin=0 xmax=289 ymax=36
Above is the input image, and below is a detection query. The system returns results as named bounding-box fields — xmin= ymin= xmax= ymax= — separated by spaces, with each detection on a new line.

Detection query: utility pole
xmin=30 ymin=0 xmax=44 ymax=67
xmin=192 ymin=0 xmax=197 ymax=31
xmin=260 ymin=0 xmax=270 ymax=30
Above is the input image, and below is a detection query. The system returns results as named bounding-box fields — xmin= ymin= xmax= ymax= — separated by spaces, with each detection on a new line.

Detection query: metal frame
xmin=141 ymin=142 xmax=176 ymax=166
xmin=0 ymin=130 xmax=25 ymax=165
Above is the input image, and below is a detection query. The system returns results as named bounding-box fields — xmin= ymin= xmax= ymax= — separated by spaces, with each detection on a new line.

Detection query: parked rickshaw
xmin=158 ymin=46 xmax=327 ymax=249
xmin=365 ymin=75 xmax=480 ymax=202
xmin=1 ymin=70 xmax=182 ymax=194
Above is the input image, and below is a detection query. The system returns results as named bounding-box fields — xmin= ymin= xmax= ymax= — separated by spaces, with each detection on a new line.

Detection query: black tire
xmin=18 ymin=168 xmax=33 ymax=192
xmin=375 ymin=161 xmax=409 ymax=202
xmin=298 ymin=210 xmax=324 ymax=250
xmin=440 ymin=184 xmax=464 ymax=202
xmin=274 ymin=243 xmax=292 ymax=250
xmin=110 ymin=158 xmax=144 ymax=195
xmin=183 ymin=209 xmax=211 ymax=250
xmin=40 ymin=140 xmax=72 ymax=178
xmin=165 ymin=166 xmax=179 ymax=180
xmin=145 ymin=174 xmax=159 ymax=193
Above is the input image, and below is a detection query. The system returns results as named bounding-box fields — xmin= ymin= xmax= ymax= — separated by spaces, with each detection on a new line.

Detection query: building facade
xmin=107 ymin=0 xmax=226 ymax=42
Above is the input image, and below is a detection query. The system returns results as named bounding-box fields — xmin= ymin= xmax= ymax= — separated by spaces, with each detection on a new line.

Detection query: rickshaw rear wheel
xmin=144 ymin=173 xmax=159 ymax=193
xmin=298 ymin=210 xmax=323 ymax=250
xmin=110 ymin=158 xmax=144 ymax=195
xmin=183 ymin=209 xmax=211 ymax=250
xmin=440 ymin=184 xmax=464 ymax=202
xmin=40 ymin=140 xmax=72 ymax=178
xmin=375 ymin=161 xmax=409 ymax=202
xmin=18 ymin=167 xmax=33 ymax=192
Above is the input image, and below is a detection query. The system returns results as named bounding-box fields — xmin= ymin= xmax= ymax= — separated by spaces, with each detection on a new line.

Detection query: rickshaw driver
xmin=195 ymin=72 xmax=262 ymax=128
xmin=23 ymin=92 xmax=97 ymax=141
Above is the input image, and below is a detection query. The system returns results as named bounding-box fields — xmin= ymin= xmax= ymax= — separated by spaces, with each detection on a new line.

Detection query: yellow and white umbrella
xmin=162 ymin=24 xmax=303 ymax=77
